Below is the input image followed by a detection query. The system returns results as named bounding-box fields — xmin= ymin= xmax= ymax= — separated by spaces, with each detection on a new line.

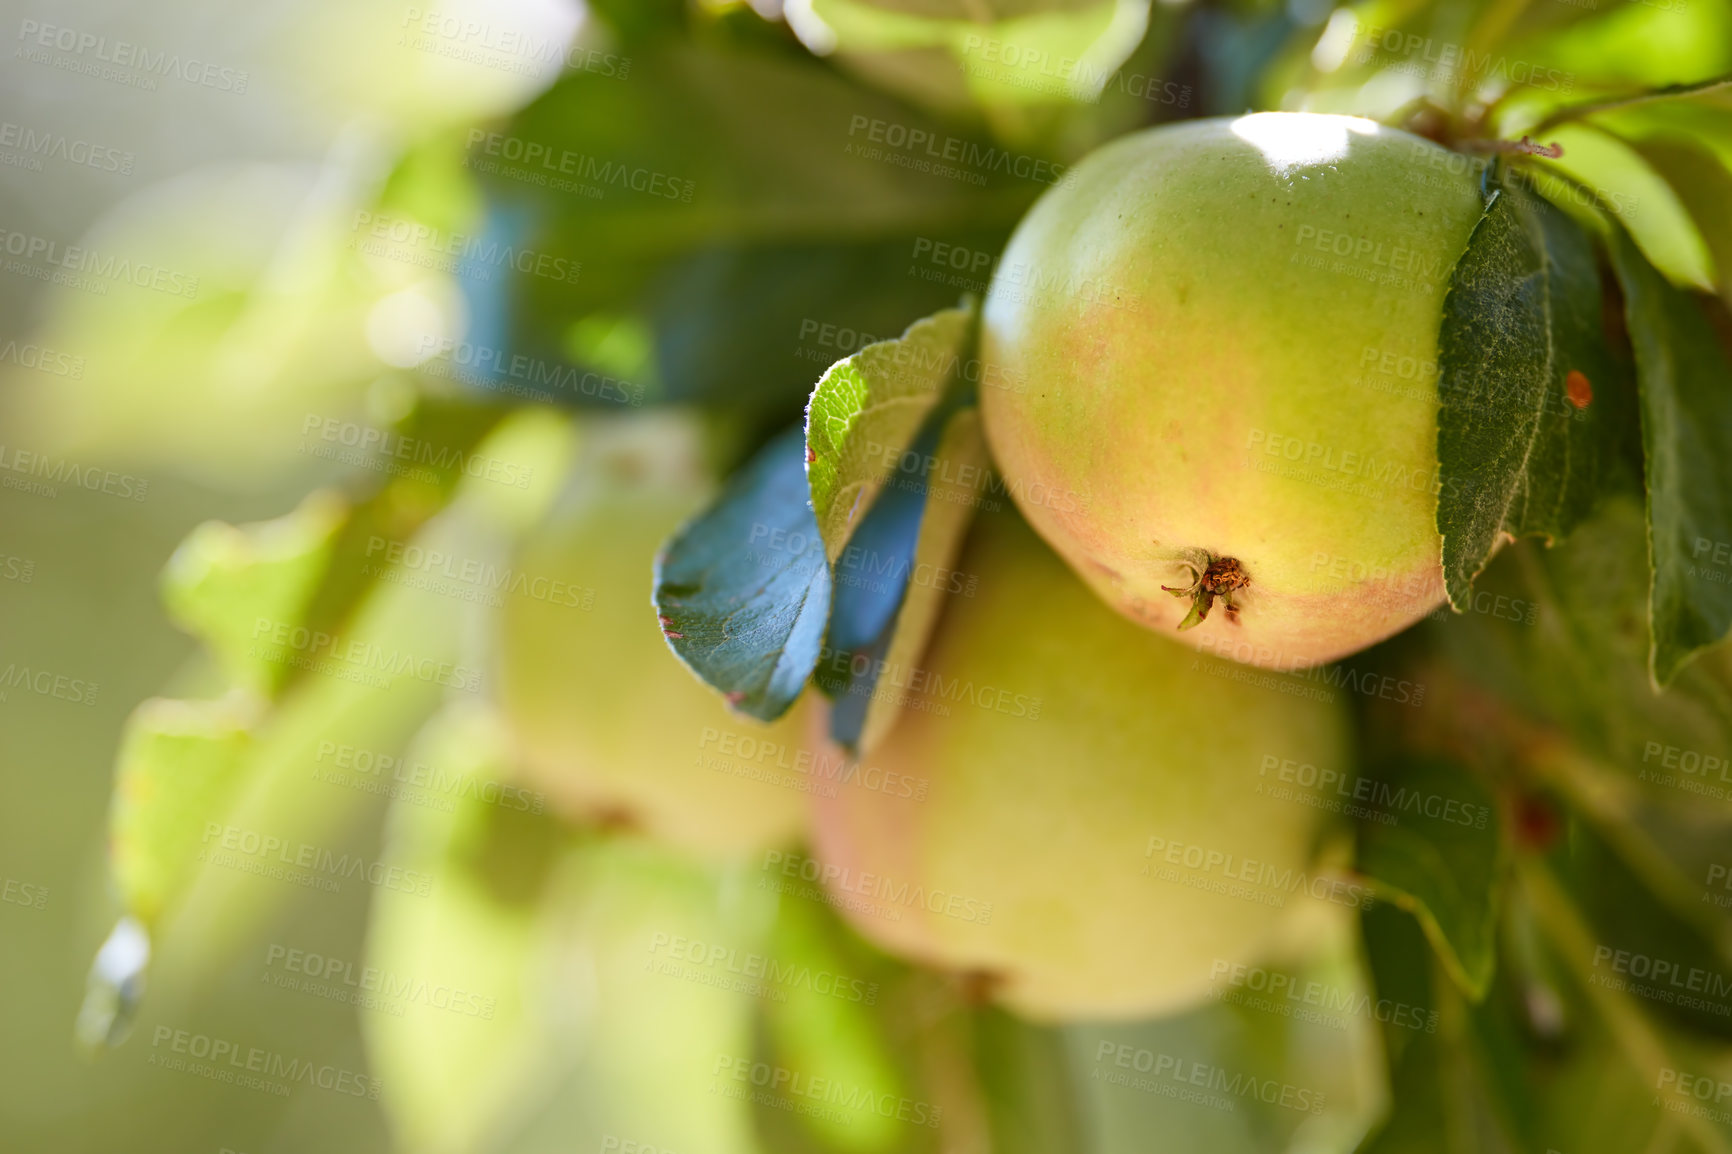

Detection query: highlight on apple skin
xmin=980 ymin=112 xmax=1485 ymax=670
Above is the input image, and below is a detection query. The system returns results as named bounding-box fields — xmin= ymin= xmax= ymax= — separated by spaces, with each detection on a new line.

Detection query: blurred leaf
xmin=160 ymin=492 xmax=347 ymax=697
xmin=107 ymin=693 xmax=259 ymax=929
xmin=648 ymin=235 xmax=1008 ymax=421
xmin=1061 ymin=905 xmax=1387 ymax=1154
xmin=788 ymin=0 xmax=1153 ymax=118
xmin=367 ymin=728 xmax=777 ymax=1154
xmin=470 ymin=40 xmax=1038 ymax=400
xmin=1524 ymin=125 xmax=1716 ymax=291
xmin=654 ymin=426 xmax=832 ymax=722
xmin=754 ymin=897 xmax=934 ymax=1154
xmin=17 ymin=160 xmax=409 ymax=483
xmin=1606 ymin=226 xmax=1732 ymax=683
xmin=1618 ymin=137 xmax=1732 ymax=300
xmin=363 ymin=704 xmax=570 ymax=1154
xmin=970 ymin=1007 xmax=1089 ymax=1154
xmin=1436 ymin=174 xmax=1620 ymax=611
xmin=494 ymin=41 xmax=1032 ymax=259
xmin=1357 ymin=757 xmax=1506 ymax=999
xmin=807 ymin=304 xmax=971 ymax=563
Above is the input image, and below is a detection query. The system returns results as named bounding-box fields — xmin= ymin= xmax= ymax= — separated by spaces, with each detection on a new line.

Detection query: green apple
xmin=808 ymin=505 xmax=1355 ymax=1020
xmin=499 ymin=413 xmax=807 ymax=858
xmin=980 ymin=112 xmax=1485 ymax=669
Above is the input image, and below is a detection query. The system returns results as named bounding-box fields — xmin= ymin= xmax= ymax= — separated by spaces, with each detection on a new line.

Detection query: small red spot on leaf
xmin=806 ymin=446 xmax=816 ymax=464
xmin=1565 ymin=370 xmax=1592 ymax=409
xmin=724 ymin=691 xmax=746 ymax=707
xmin=1514 ymin=795 xmax=1561 ymax=850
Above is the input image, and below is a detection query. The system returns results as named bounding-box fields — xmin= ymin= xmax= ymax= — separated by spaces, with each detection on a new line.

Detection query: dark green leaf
xmin=654 ymin=427 xmax=831 ymax=721
xmin=1436 ymin=177 xmax=1619 ymax=611
xmin=1607 ymin=225 xmax=1732 ymax=683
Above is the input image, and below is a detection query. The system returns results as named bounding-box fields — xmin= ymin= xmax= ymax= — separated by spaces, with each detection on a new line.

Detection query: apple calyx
xmin=1162 ymin=551 xmax=1250 ymax=631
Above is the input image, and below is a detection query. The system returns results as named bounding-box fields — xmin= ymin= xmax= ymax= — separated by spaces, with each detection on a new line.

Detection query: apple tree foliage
xmin=75 ymin=0 xmax=1732 ymax=1150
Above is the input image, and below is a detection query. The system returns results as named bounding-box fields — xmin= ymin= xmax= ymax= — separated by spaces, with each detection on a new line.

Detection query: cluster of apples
xmin=499 ymin=115 xmax=1483 ymax=1020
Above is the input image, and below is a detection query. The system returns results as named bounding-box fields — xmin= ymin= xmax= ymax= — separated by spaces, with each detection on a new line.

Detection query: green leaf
xmin=1063 ymin=905 xmax=1387 ymax=1154
xmin=1524 ymin=125 xmax=1716 ymax=292
xmin=1619 ymin=136 xmax=1732 ymax=300
xmin=1606 ymin=226 xmax=1732 ymax=684
xmin=1436 ymin=176 xmax=1620 ymax=611
xmin=160 ymin=493 xmax=346 ymax=696
xmin=1356 ymin=757 xmax=1506 ymax=999
xmin=107 ymin=693 xmax=259 ymax=928
xmin=497 ymin=43 xmax=1031 ymax=261
xmin=790 ymin=0 xmax=1152 ymax=115
xmin=366 ymin=719 xmax=777 ymax=1154
xmin=806 ymin=304 xmax=973 ymax=564
xmin=654 ymin=427 xmax=832 ymax=721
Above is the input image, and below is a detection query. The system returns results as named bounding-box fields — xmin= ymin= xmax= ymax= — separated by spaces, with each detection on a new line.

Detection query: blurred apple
xmin=499 ymin=412 xmax=808 ymax=858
